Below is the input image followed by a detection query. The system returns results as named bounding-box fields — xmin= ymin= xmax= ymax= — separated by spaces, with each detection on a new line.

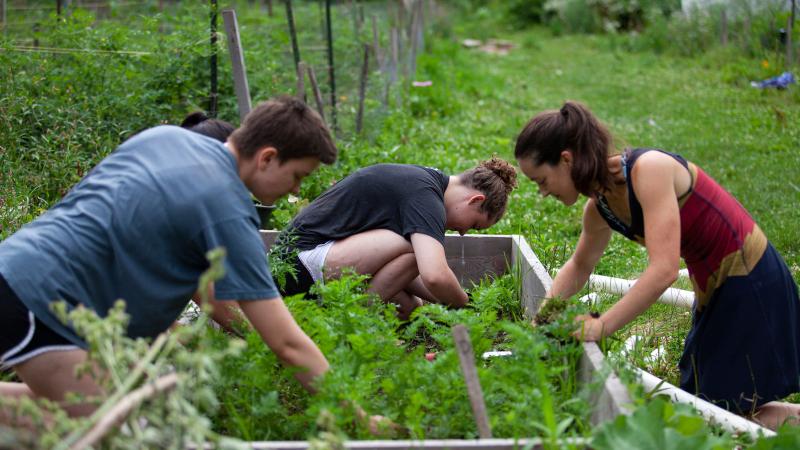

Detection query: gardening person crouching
xmin=0 ymin=96 xmax=336 ymax=421
xmin=275 ymin=158 xmax=518 ymax=318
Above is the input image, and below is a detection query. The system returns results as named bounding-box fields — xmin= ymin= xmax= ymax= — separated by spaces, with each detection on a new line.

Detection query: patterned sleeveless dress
xmin=595 ymin=148 xmax=800 ymax=413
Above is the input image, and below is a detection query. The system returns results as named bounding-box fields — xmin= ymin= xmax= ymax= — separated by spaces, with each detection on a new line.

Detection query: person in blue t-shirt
xmin=0 ymin=96 xmax=338 ymax=419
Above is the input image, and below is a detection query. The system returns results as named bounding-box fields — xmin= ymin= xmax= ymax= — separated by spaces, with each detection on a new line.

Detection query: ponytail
xmin=181 ymin=111 xmax=235 ymax=143
xmin=515 ymin=101 xmax=614 ymax=195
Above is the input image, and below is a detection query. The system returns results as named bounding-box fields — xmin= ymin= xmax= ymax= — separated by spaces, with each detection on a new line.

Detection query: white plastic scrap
xmin=481 ymin=350 xmax=513 ymax=359
xmin=617 ymin=334 xmax=666 ymax=365
xmin=578 ymin=292 xmax=599 ymax=306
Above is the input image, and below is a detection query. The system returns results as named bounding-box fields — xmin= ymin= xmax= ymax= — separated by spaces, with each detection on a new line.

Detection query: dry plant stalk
xmin=70 ymin=373 xmax=181 ymax=450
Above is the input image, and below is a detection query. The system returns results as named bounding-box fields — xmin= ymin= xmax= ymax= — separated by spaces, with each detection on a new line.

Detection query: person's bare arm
xmin=404 ymin=276 xmax=437 ymax=303
xmin=409 ymin=233 xmax=468 ymax=307
xmin=548 ymin=199 xmax=611 ymax=300
xmin=191 ymin=290 xmax=248 ymax=336
xmin=238 ymin=298 xmax=329 ymax=392
xmin=574 ymin=154 xmax=681 ymax=341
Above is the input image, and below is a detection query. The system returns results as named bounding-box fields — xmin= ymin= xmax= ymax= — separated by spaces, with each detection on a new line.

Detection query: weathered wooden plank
xmin=452 ymin=324 xmax=492 ymax=439
xmin=222 ymin=9 xmax=252 ymax=122
xmin=197 ymin=438 xmax=590 ymax=450
xmin=509 ymin=235 xmax=551 ymax=319
xmin=251 ymin=231 xmax=632 ymax=447
xmin=579 ymin=342 xmax=633 ymax=424
xmin=443 ymin=234 xmax=511 ymax=287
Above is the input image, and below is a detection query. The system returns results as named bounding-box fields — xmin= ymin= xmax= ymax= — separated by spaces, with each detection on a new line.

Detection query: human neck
xmin=444 ymin=175 xmax=467 ymax=205
xmin=226 ymin=140 xmax=253 ymax=182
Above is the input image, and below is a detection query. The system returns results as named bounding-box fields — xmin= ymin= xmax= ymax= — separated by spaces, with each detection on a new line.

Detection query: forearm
xmin=405 ymin=276 xmax=437 ymax=303
xmin=275 ymin=332 xmax=330 ymax=392
xmin=192 ymin=294 xmax=248 ymax=337
xmin=421 ymin=272 xmax=468 ymax=307
xmin=548 ymin=257 xmax=593 ymax=300
xmin=238 ymin=299 xmax=330 ymax=393
xmin=599 ymin=265 xmax=677 ymax=335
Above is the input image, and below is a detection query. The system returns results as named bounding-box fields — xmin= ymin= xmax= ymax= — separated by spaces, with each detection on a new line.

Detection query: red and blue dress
xmin=595 ymin=148 xmax=800 ymax=413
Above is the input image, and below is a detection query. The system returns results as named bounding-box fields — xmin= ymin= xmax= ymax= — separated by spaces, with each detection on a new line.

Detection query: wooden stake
xmin=307 ymin=64 xmax=326 ymax=123
xmin=356 ymin=44 xmax=369 ymax=134
xmin=297 ymin=60 xmax=307 ymax=102
xmin=408 ymin=2 xmax=419 ymax=77
xmin=415 ymin=0 xmax=424 ymax=55
xmin=452 ymin=324 xmax=492 ymax=439
xmin=209 ymin=0 xmax=219 ymax=117
xmin=325 ymin=0 xmax=337 ymax=132
xmin=2 ymin=0 xmax=7 ymax=37
xmin=266 ymin=0 xmax=273 ymax=16
xmin=222 ymin=9 xmax=252 ymax=121
xmin=371 ymin=14 xmax=382 ymax=71
xmin=386 ymin=27 xmax=398 ymax=106
xmin=720 ymin=8 xmax=727 ymax=47
xmin=284 ymin=0 xmax=301 ymax=74
xmin=389 ymin=27 xmax=398 ymax=84
xmin=788 ymin=1 xmax=796 ymax=68
xmin=347 ymin=0 xmax=359 ymax=37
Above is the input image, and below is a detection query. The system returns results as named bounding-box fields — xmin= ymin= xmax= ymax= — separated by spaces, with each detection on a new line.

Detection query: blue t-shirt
xmin=0 ymin=126 xmax=279 ymax=346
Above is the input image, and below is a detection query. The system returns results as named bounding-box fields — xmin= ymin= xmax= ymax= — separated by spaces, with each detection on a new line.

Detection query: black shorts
xmin=278 ymin=255 xmax=316 ymax=299
xmin=0 ymin=274 xmax=79 ymax=370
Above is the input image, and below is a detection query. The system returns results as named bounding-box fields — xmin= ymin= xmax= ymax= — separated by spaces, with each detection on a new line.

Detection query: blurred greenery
xmin=1 ymin=0 xmax=798 ymax=445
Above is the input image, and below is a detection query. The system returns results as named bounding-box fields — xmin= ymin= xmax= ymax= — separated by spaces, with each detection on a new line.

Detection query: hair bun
xmin=480 ymin=157 xmax=518 ymax=194
xmin=180 ymin=111 xmax=210 ymax=128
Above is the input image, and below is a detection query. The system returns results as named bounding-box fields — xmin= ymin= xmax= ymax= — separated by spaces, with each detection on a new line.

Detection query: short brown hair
xmin=459 ymin=157 xmax=518 ymax=222
xmin=230 ymin=96 xmax=337 ymax=164
xmin=514 ymin=101 xmax=614 ymax=195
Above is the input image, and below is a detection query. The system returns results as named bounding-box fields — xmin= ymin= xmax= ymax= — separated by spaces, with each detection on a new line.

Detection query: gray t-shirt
xmin=0 ymin=126 xmax=279 ymax=346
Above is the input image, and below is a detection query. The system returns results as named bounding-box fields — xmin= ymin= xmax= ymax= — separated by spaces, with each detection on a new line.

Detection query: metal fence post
xmin=210 ymin=0 xmax=219 ymax=117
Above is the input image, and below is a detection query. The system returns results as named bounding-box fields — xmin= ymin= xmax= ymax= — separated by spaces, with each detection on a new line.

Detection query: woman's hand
xmin=352 ymin=402 xmax=406 ymax=437
xmin=571 ymin=314 xmax=606 ymax=341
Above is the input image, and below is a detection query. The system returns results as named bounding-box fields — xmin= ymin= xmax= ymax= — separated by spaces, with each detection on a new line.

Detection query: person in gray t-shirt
xmin=0 ymin=96 xmax=337 ymax=419
xmin=278 ymin=159 xmax=519 ymax=319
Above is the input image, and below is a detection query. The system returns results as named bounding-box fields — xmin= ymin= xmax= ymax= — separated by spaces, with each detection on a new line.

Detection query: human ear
xmin=257 ymin=147 xmax=279 ymax=169
xmin=468 ymin=194 xmax=486 ymax=205
xmin=560 ymin=150 xmax=573 ymax=167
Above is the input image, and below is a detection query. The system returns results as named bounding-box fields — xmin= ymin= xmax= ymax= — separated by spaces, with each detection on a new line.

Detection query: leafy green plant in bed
xmin=592 ymin=396 xmax=735 ymax=450
xmin=207 ymin=272 xmax=597 ymax=441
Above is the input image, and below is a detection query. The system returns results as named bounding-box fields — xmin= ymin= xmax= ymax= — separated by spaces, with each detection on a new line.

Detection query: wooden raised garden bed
xmin=248 ymin=231 xmax=633 ymax=450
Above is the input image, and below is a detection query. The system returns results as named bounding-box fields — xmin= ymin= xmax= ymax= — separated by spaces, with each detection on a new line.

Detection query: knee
xmin=394 ymin=253 xmax=419 ymax=274
xmin=381 ymin=231 xmax=414 ymax=256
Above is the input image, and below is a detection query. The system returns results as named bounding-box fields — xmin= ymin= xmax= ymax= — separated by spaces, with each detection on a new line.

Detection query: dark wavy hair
xmin=514 ymin=101 xmax=614 ymax=195
xmin=230 ymin=95 xmax=337 ymax=164
xmin=459 ymin=157 xmax=518 ymax=222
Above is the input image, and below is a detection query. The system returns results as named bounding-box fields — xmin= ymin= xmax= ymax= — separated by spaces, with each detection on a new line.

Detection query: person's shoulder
xmin=133 ymin=124 xmax=188 ymax=140
xmin=631 ymin=149 xmax=680 ymax=172
xmin=121 ymin=125 xmax=192 ymax=149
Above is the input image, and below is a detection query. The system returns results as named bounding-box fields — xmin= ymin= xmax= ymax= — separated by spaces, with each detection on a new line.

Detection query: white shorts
xmin=297 ymin=241 xmax=334 ymax=283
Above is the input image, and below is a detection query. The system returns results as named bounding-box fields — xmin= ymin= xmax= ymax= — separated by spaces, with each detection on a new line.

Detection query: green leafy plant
xmin=592 ymin=396 xmax=734 ymax=450
xmin=0 ymin=248 xmax=248 ymax=449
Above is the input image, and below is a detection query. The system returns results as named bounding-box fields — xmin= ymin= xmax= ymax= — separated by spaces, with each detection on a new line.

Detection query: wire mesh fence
xmin=1 ymin=0 xmax=444 ymax=141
